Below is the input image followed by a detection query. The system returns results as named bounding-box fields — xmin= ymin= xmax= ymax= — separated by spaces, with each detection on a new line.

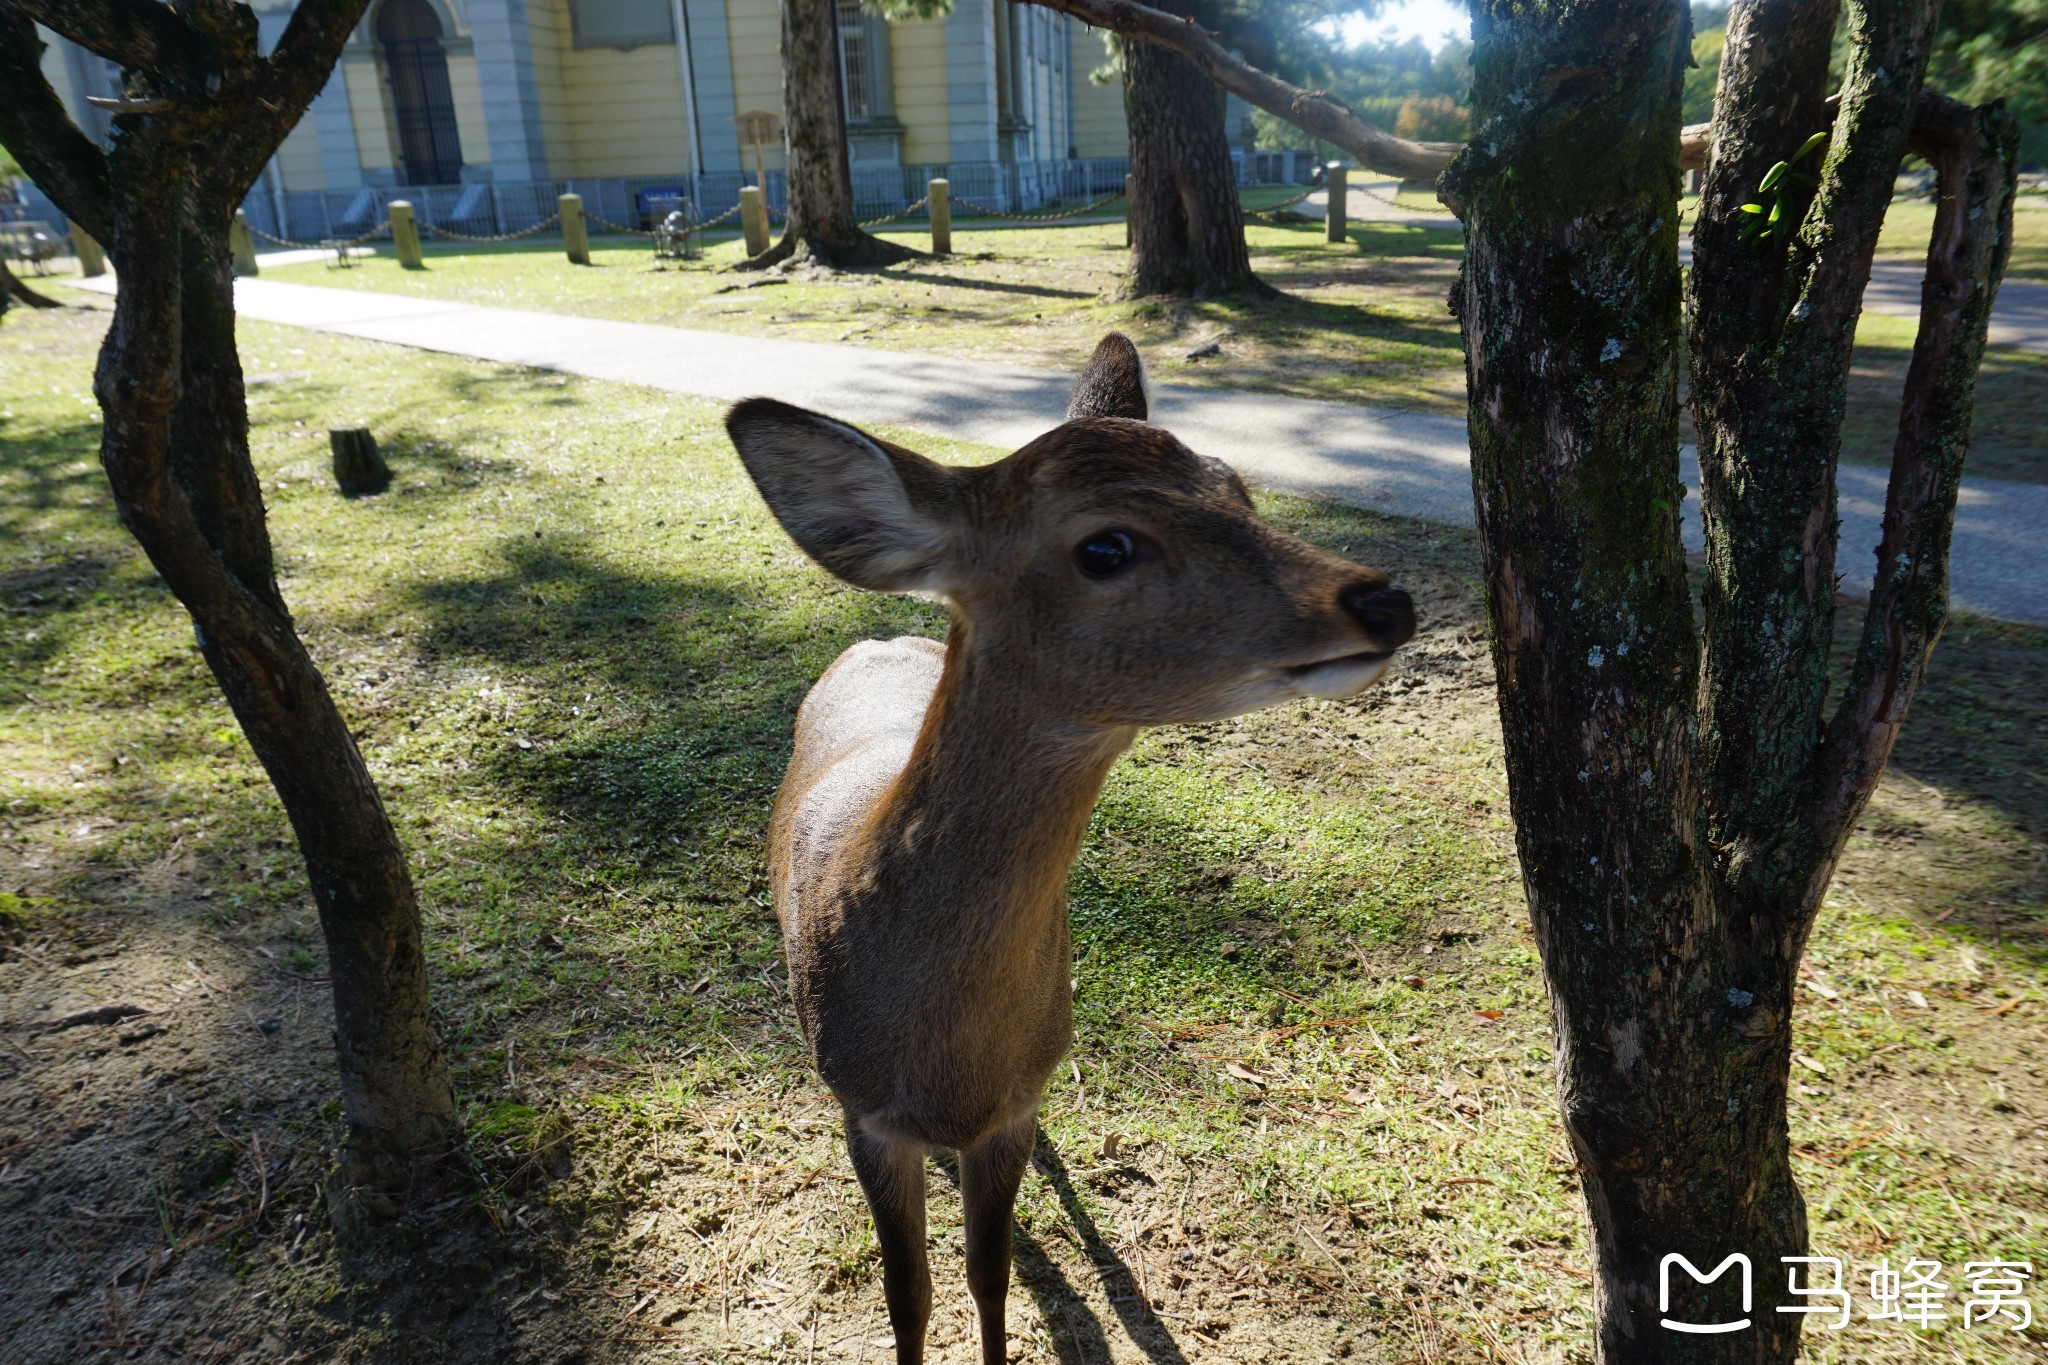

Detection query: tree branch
xmin=1014 ymin=0 xmax=1465 ymax=179
xmin=0 ymin=11 xmax=114 ymax=242
xmin=210 ymin=0 xmax=371 ymax=202
xmin=1810 ymin=92 xmax=2020 ymax=877
xmin=2 ymin=0 xmax=214 ymax=86
xmin=260 ymin=0 xmax=372 ymax=134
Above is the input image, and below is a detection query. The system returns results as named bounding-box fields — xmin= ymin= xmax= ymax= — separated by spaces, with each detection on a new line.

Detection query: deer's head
xmin=728 ymin=334 xmax=1414 ymax=726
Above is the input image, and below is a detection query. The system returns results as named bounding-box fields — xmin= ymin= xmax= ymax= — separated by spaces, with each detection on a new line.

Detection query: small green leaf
xmin=1794 ymin=130 xmax=1829 ymax=162
xmin=1787 ymin=172 xmax=1820 ymax=189
xmin=1758 ymin=161 xmax=1790 ymax=193
xmin=1767 ymin=200 xmax=1783 ymax=223
xmin=1738 ymin=202 xmax=1765 ymax=215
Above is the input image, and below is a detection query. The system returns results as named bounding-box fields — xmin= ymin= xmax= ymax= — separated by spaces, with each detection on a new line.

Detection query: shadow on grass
xmin=1841 ymin=335 xmax=2048 ymax=482
xmin=1868 ymin=607 xmax=2048 ymax=961
xmin=927 ymin=1134 xmax=1191 ymax=1365
xmin=875 ymin=267 xmax=1097 ymax=302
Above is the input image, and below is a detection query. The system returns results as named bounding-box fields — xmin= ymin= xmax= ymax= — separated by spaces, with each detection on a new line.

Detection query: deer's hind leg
xmin=960 ymin=1110 xmax=1038 ymax=1365
xmin=845 ymin=1116 xmax=932 ymax=1365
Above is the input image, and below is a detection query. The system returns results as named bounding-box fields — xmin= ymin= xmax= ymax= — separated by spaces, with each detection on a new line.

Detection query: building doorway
xmin=378 ymin=0 xmax=463 ymax=185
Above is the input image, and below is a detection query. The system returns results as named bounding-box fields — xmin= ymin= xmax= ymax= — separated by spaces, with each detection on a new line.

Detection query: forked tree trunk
xmin=1121 ymin=3 xmax=1257 ymax=297
xmin=1438 ymin=0 xmax=2016 ymax=1358
xmin=0 ymin=3 xmax=457 ymax=1199
xmin=745 ymin=0 xmax=915 ymax=270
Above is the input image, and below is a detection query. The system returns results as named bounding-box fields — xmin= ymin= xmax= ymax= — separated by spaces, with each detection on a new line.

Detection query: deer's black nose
xmin=1341 ymin=582 xmax=1416 ymax=647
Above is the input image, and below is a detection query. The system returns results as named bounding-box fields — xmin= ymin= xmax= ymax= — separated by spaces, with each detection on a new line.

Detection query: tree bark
xmin=743 ymin=0 xmax=916 ymax=270
xmin=0 ymin=2 xmax=456 ymax=1194
xmin=1121 ymin=1 xmax=1258 ymax=298
xmin=1441 ymin=4 xmax=1752 ymax=1355
xmin=1434 ymin=0 xmax=2016 ymax=1357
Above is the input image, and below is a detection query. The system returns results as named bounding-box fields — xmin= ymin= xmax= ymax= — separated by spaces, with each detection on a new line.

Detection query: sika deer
xmin=726 ymin=335 xmax=1414 ymax=1364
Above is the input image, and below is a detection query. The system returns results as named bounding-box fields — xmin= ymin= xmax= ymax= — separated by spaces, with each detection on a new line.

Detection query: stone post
xmin=1325 ymin=163 xmax=1348 ymax=244
xmin=928 ymin=178 xmax=951 ymax=256
xmin=72 ymin=229 xmax=106 ymax=278
xmin=739 ymin=186 xmax=770 ymax=257
xmin=230 ymin=211 xmax=259 ymax=276
xmin=560 ymin=192 xmax=589 ymax=265
xmin=389 ymin=201 xmax=424 ymax=269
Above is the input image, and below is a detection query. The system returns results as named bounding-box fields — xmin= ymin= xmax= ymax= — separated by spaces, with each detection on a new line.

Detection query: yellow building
xmin=36 ymin=0 xmax=1294 ymax=239
xmin=35 ymin=0 xmax=1249 ymax=238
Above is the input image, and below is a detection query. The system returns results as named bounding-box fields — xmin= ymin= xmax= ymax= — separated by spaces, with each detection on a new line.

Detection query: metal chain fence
xmin=587 ymin=212 xmax=655 ymax=238
xmin=1243 ymin=186 xmax=1318 ymax=221
xmin=417 ymin=213 xmax=562 ymax=244
xmin=949 ymin=189 xmax=1124 ymax=223
xmin=245 ymin=219 xmax=390 ymax=250
xmin=858 ymin=194 xmax=930 ymax=229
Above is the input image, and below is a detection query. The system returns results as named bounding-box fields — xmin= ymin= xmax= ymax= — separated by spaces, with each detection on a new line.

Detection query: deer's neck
xmin=865 ymin=629 xmax=1133 ymax=930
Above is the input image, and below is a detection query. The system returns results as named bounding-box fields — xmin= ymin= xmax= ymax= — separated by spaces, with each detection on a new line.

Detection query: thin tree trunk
xmin=164 ymin=194 xmax=454 ymax=1184
xmin=2 ymin=253 xmax=63 ymax=308
xmin=1121 ymin=3 xmax=1258 ymax=298
xmin=744 ymin=0 xmax=915 ymax=270
xmin=0 ymin=1 xmax=458 ymax=1202
xmin=1441 ymin=4 xmax=1769 ymax=1354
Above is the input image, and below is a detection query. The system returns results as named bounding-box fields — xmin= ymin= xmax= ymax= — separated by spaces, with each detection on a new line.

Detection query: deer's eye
xmin=1075 ymin=530 xmax=1137 ymax=579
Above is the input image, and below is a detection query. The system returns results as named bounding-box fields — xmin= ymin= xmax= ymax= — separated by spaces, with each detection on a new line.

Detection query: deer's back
xmin=770 ymin=636 xmax=945 ymax=943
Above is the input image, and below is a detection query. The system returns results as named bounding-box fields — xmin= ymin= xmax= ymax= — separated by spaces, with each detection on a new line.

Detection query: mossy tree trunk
xmin=1438 ymin=0 xmax=2017 ymax=1358
xmin=1121 ymin=0 xmax=1257 ymax=298
xmin=0 ymin=0 xmax=457 ymax=1196
xmin=744 ymin=0 xmax=916 ymax=270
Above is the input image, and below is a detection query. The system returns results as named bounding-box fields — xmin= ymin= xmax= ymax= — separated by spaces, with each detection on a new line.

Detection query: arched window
xmin=378 ymin=0 xmax=463 ymax=185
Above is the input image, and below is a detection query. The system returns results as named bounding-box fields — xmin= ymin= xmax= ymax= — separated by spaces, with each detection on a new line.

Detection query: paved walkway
xmin=64 ymin=274 xmax=2048 ymax=626
xmin=1296 ymin=183 xmax=2048 ymax=354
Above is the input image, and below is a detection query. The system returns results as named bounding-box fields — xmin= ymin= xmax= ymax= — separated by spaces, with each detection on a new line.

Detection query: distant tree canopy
xmin=1690 ymin=0 xmax=2045 ymax=166
xmin=1252 ymin=35 xmax=1474 ymax=152
xmin=1931 ymin=0 xmax=2047 ymax=166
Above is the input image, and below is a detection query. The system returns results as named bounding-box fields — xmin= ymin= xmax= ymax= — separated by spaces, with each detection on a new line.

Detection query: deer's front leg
xmin=845 ymin=1115 xmax=931 ymax=1364
xmin=961 ymin=1110 xmax=1038 ymax=1365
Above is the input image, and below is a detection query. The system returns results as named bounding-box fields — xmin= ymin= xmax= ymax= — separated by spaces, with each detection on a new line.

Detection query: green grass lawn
xmin=261 ymin=200 xmax=2048 ymax=484
xmin=2 ymin=304 xmax=2043 ymax=1362
xmin=1878 ymin=194 xmax=2048 ymax=282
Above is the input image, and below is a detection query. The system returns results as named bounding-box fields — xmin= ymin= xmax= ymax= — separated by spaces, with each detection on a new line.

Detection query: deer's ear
xmin=726 ymin=399 xmax=961 ymax=593
xmin=1065 ymin=332 xmax=1149 ymax=422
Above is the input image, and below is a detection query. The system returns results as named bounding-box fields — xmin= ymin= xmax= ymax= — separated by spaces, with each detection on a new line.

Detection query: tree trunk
xmin=0 ymin=2 xmax=458 ymax=1201
xmin=1121 ymin=3 xmax=1257 ymax=297
xmin=2 ymin=253 xmax=63 ymax=309
xmin=1441 ymin=5 xmax=1765 ymax=1355
xmin=745 ymin=0 xmax=916 ymax=270
xmin=1440 ymin=0 xmax=2015 ymax=1358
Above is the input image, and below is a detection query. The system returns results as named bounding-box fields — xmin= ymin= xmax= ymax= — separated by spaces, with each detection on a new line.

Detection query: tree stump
xmin=330 ymin=428 xmax=391 ymax=495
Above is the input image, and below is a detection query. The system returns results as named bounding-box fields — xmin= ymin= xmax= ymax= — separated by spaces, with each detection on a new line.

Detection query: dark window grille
xmin=838 ymin=3 xmax=872 ymax=125
xmin=377 ymin=0 xmax=463 ymax=185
